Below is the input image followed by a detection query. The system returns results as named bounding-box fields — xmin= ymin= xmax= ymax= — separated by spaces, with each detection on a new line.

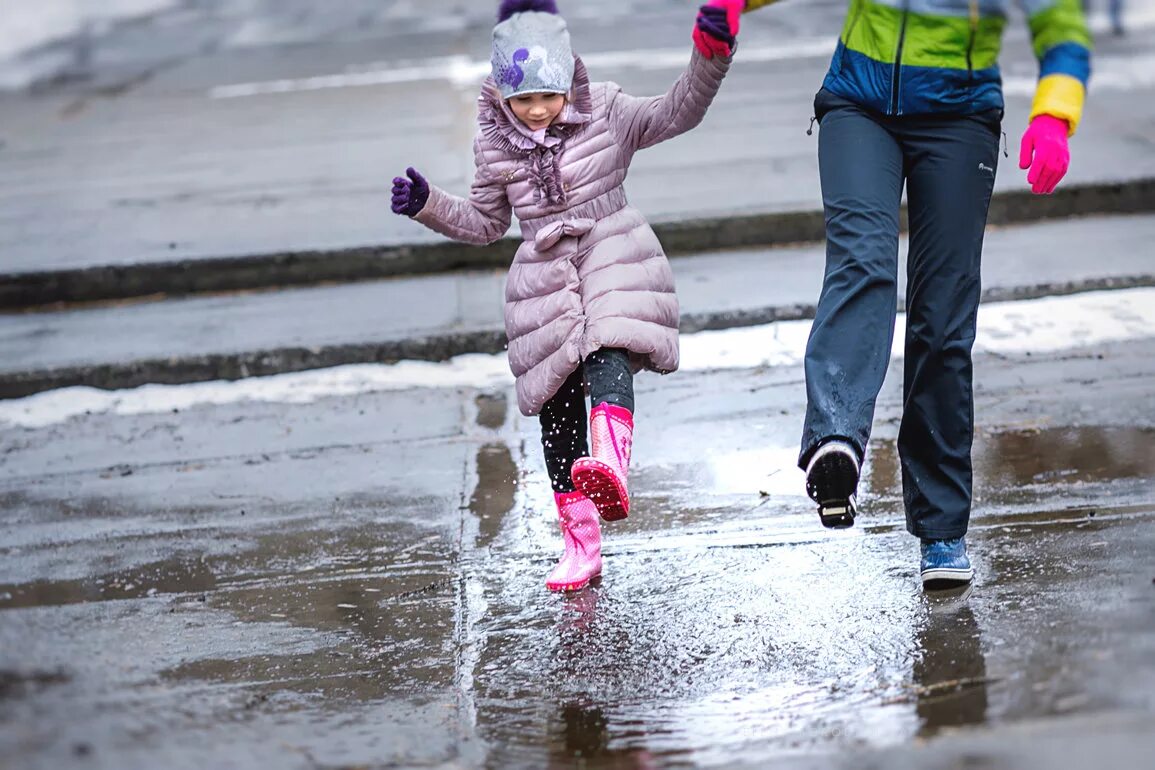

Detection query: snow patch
xmin=0 ymin=354 xmax=512 ymax=429
xmin=1 ymin=288 xmax=1153 ymax=430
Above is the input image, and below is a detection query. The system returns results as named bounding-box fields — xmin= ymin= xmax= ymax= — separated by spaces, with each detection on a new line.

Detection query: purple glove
xmin=698 ymin=6 xmax=735 ymax=45
xmin=693 ymin=1 xmax=743 ymax=58
xmin=391 ymin=167 xmax=429 ymax=217
xmin=694 ymin=7 xmax=734 ymax=59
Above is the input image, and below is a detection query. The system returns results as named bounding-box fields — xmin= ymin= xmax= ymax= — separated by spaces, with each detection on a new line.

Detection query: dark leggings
xmin=539 ymin=348 xmax=634 ymax=494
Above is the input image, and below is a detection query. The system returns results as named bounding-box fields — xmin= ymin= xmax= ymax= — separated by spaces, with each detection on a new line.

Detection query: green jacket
xmin=746 ymin=0 xmax=1090 ymax=131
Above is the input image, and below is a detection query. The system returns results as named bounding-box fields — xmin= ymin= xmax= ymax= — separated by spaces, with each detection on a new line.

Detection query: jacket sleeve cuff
xmin=1030 ymin=73 xmax=1085 ymax=136
xmin=412 ymin=184 xmax=444 ymax=224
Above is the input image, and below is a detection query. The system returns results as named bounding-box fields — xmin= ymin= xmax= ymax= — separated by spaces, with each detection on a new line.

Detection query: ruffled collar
xmin=478 ymin=55 xmax=593 ymax=154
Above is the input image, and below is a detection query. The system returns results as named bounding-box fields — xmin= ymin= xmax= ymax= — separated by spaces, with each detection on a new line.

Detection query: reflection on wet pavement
xmin=475 ymin=393 xmax=509 ymax=432
xmin=861 ymin=425 xmax=1155 ymax=512
xmin=913 ymin=595 xmax=990 ymax=736
xmin=549 ymin=701 xmax=659 ymax=769
xmin=469 ymin=502 xmax=1155 ymax=766
xmin=1 ymin=345 xmax=1154 ymax=767
xmin=0 ymin=668 xmax=71 ymax=700
xmin=975 ymin=426 xmax=1155 ymax=489
xmin=0 ymin=557 xmax=217 ymax=610
xmin=472 ymin=443 xmax=518 ymax=552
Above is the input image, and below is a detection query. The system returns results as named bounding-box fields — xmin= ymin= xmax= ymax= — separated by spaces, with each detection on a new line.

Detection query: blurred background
xmin=0 ymin=0 xmax=1151 ymax=285
xmin=1 ymin=3 xmax=1154 ymax=770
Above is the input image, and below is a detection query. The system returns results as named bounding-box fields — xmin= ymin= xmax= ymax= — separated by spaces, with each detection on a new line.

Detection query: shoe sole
xmin=571 ymin=459 xmax=629 ymax=522
xmin=921 ymin=567 xmax=974 ymax=590
xmin=806 ymin=446 xmax=859 ymax=529
xmin=547 ymin=572 xmax=601 ymax=592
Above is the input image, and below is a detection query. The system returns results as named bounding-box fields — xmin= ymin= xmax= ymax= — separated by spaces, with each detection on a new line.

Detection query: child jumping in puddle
xmin=391 ymin=0 xmax=745 ymax=591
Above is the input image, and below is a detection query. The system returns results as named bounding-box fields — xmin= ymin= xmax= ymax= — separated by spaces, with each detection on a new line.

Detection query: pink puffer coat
xmin=414 ymin=48 xmax=730 ymax=416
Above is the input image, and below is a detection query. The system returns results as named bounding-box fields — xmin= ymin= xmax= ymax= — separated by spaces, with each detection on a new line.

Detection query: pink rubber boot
xmin=546 ymin=491 xmax=603 ymax=592
xmin=571 ymin=403 xmax=634 ymax=522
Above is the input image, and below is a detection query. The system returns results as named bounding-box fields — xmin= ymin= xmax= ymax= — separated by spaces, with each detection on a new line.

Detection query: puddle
xmin=860 ymin=426 xmax=1155 ymax=508
xmin=0 ymin=556 xmax=217 ymax=610
xmin=465 ymin=486 xmax=1155 ymax=766
xmin=910 ymin=603 xmax=991 ymax=736
xmin=472 ymin=442 xmax=518 ymax=552
xmin=470 ymin=526 xmax=924 ymax=764
xmin=3 ymin=369 xmax=1154 ymax=767
xmin=155 ymin=546 xmax=460 ymax=702
xmin=160 ymin=650 xmax=424 ymax=709
xmin=546 ymin=703 xmax=663 ymax=768
xmin=0 ymin=668 xmax=71 ymax=700
xmin=475 ymin=392 xmax=508 ymax=431
xmin=154 ymin=440 xmax=519 ymax=709
xmin=974 ymin=426 xmax=1155 ymax=488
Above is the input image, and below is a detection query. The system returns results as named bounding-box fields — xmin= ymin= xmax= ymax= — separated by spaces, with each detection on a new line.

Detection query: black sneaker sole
xmin=818 ymin=501 xmax=856 ymax=529
xmin=806 ymin=448 xmax=859 ymax=529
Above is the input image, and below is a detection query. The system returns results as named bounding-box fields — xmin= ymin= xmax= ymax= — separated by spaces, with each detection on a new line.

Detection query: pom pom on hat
xmin=498 ymin=0 xmax=559 ymax=23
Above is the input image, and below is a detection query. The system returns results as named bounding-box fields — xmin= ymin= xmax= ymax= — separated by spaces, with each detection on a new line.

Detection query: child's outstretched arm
xmin=609 ymin=1 xmax=742 ymax=152
xmin=391 ymin=140 xmax=512 ymax=246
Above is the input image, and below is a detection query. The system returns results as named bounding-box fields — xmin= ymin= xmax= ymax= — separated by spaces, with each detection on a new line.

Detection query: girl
xmin=391 ymin=0 xmax=744 ymax=591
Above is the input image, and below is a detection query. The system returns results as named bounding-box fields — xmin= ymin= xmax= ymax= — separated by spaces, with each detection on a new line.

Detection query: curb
xmin=3 ymin=178 xmax=1154 ymax=310
xmin=2 ymin=274 xmax=1151 ymax=401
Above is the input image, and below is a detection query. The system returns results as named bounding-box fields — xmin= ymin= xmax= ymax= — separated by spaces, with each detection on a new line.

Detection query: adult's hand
xmin=1019 ymin=115 xmax=1070 ymax=195
xmin=693 ymin=0 xmax=745 ymax=59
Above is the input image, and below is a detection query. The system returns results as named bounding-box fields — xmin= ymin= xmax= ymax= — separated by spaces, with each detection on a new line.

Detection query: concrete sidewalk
xmin=2 ymin=8 xmax=1153 ymax=307
xmin=2 ymin=213 xmax=1151 ymax=399
xmin=4 ymin=178 xmax=1152 ymax=310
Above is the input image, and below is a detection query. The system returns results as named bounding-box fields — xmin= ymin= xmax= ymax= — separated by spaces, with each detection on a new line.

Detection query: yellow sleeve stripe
xmin=1030 ymin=73 xmax=1086 ymax=135
xmin=743 ymin=0 xmax=781 ymax=12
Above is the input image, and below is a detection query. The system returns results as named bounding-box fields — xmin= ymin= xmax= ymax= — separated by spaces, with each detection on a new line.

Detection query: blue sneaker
xmin=920 ymin=537 xmax=974 ymax=588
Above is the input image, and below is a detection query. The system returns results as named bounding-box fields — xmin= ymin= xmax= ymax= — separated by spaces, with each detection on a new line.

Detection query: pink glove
xmin=715 ymin=0 xmax=745 ymax=36
xmin=693 ymin=0 xmax=744 ymax=59
xmin=1019 ymin=114 xmax=1070 ymax=195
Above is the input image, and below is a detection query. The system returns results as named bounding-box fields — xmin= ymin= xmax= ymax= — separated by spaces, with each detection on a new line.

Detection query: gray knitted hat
xmin=492 ymin=1 xmax=575 ymax=100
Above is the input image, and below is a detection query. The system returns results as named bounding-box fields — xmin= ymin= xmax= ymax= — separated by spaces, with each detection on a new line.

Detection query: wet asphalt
xmin=2 ymin=3 xmax=1154 ymax=767
xmin=1 ymin=333 xmax=1153 ymax=769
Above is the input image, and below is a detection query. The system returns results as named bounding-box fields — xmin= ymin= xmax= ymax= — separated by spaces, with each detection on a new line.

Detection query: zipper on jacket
xmin=889 ymin=1 xmax=911 ymax=115
xmin=965 ymin=0 xmax=979 ymax=79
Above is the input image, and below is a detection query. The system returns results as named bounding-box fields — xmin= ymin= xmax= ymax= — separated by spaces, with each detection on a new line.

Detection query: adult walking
xmin=744 ymin=0 xmax=1092 ymax=587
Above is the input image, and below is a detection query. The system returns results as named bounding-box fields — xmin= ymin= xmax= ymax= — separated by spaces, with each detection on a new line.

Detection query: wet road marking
xmin=209 ymin=39 xmax=840 ymax=98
